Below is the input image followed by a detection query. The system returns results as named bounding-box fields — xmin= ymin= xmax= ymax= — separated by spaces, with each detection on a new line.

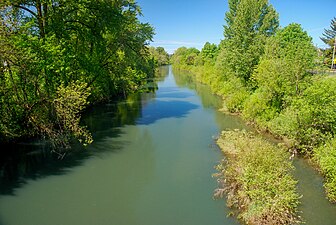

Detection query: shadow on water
xmin=136 ymin=100 xmax=198 ymax=125
xmin=0 ymin=65 xmax=186 ymax=196
xmin=156 ymin=91 xmax=194 ymax=99
xmin=0 ymin=98 xmax=142 ymax=196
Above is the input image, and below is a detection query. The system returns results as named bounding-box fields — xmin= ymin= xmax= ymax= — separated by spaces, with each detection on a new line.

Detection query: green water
xmin=0 ymin=65 xmax=335 ymax=225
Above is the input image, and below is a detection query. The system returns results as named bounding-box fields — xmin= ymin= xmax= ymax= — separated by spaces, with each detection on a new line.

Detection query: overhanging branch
xmin=13 ymin=4 xmax=38 ymax=18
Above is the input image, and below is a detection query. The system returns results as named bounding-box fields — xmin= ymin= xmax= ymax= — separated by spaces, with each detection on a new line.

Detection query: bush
xmin=54 ymin=81 xmax=93 ymax=148
xmin=243 ymin=88 xmax=278 ymax=126
xmin=314 ymin=138 xmax=336 ymax=202
xmin=218 ymin=76 xmax=250 ymax=112
xmin=214 ymin=130 xmax=301 ymax=225
xmin=269 ymin=77 xmax=336 ymax=152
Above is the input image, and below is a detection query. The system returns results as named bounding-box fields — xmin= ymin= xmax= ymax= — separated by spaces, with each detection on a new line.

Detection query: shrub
xmin=269 ymin=77 xmax=336 ymax=152
xmin=215 ymin=130 xmax=301 ymax=225
xmin=218 ymin=76 xmax=250 ymax=112
xmin=54 ymin=81 xmax=93 ymax=148
xmin=314 ymin=139 xmax=336 ymax=202
xmin=243 ymin=88 xmax=278 ymax=126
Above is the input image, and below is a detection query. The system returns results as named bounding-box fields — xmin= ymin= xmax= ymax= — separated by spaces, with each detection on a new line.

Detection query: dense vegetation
xmin=214 ymin=130 xmax=300 ymax=225
xmin=148 ymin=46 xmax=170 ymax=66
xmin=321 ymin=17 xmax=336 ymax=67
xmin=0 ymin=0 xmax=157 ymax=149
xmin=171 ymin=0 xmax=336 ymax=202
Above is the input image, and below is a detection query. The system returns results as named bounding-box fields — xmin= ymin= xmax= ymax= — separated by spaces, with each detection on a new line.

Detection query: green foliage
xmin=171 ymin=47 xmax=201 ymax=68
xmin=215 ymin=130 xmax=300 ymax=225
xmin=218 ymin=75 xmax=250 ymax=112
xmin=171 ymin=47 xmax=188 ymax=66
xmin=243 ymin=23 xmax=317 ymax=127
xmin=314 ymin=138 xmax=336 ymax=202
xmin=320 ymin=17 xmax=336 ymax=47
xmin=219 ymin=0 xmax=279 ymax=82
xmin=269 ymin=77 xmax=336 ymax=152
xmin=243 ymin=88 xmax=278 ymax=125
xmin=0 ymin=0 xmax=155 ymax=147
xmin=54 ymin=81 xmax=92 ymax=148
xmin=201 ymin=42 xmax=218 ymax=65
xmin=148 ymin=46 xmax=170 ymax=66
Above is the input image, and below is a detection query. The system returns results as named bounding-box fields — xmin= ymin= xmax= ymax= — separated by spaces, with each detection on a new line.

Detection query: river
xmin=0 ymin=65 xmax=335 ymax=225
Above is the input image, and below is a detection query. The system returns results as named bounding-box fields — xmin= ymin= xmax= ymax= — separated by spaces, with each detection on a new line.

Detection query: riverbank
xmin=214 ymin=130 xmax=301 ymax=225
xmin=172 ymin=63 xmax=336 ymax=203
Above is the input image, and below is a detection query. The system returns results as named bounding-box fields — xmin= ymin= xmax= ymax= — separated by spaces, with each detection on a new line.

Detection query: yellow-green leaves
xmin=314 ymin=138 xmax=336 ymax=202
xmin=215 ymin=130 xmax=300 ymax=225
xmin=54 ymin=81 xmax=92 ymax=147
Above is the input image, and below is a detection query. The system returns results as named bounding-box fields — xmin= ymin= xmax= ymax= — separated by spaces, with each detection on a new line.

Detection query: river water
xmin=0 ymin=65 xmax=335 ymax=225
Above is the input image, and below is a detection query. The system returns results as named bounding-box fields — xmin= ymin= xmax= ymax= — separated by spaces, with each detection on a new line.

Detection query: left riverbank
xmin=0 ymin=1 xmax=159 ymax=150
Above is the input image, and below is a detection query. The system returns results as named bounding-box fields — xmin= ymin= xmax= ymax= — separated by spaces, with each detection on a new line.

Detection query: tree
xmin=0 ymin=0 xmax=155 ymax=149
xmin=201 ymin=42 xmax=218 ymax=64
xmin=244 ymin=24 xmax=317 ymax=124
xmin=320 ymin=17 xmax=336 ymax=67
xmin=185 ymin=48 xmax=200 ymax=65
xmin=148 ymin=46 xmax=169 ymax=66
xmin=321 ymin=17 xmax=336 ymax=46
xmin=218 ymin=0 xmax=279 ymax=82
xmin=223 ymin=0 xmax=240 ymax=39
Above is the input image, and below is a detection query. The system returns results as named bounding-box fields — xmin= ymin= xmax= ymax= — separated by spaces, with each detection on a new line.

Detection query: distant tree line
xmin=0 ymin=0 xmax=157 ymax=149
xmin=148 ymin=46 xmax=170 ymax=66
xmin=171 ymin=0 xmax=336 ymax=206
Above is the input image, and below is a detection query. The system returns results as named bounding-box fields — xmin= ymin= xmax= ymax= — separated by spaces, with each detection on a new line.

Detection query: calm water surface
xmin=0 ymin=66 xmax=243 ymax=225
xmin=0 ymin=66 xmax=335 ymax=225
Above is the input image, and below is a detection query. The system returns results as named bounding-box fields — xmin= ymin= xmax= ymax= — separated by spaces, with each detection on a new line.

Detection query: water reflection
xmin=0 ymin=69 xmax=169 ymax=196
xmin=173 ymin=69 xmax=222 ymax=109
xmin=0 ymin=97 xmax=142 ymax=195
xmin=137 ymin=100 xmax=198 ymax=125
xmin=293 ymin=158 xmax=336 ymax=225
xmin=156 ymin=91 xmax=194 ymax=99
xmin=155 ymin=66 xmax=170 ymax=82
xmin=0 ymin=65 xmax=238 ymax=225
xmin=173 ymin=68 xmax=248 ymax=131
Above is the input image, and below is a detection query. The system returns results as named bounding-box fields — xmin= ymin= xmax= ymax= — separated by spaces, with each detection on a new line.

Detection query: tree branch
xmin=13 ymin=5 xmax=37 ymax=18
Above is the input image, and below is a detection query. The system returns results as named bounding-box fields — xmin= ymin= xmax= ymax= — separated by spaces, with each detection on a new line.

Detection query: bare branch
xmin=13 ymin=4 xmax=37 ymax=18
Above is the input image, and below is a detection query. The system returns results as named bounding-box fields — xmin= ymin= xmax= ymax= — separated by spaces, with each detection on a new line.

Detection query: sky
xmin=137 ymin=0 xmax=336 ymax=54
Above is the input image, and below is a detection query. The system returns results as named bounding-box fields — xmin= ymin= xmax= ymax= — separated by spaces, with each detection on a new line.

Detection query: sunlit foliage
xmin=0 ymin=0 xmax=155 ymax=148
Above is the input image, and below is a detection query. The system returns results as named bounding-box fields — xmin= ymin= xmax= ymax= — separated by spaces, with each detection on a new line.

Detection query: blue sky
xmin=137 ymin=0 xmax=335 ymax=54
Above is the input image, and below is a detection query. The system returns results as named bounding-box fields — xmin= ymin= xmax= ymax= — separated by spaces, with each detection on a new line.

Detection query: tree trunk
xmin=36 ymin=0 xmax=45 ymax=38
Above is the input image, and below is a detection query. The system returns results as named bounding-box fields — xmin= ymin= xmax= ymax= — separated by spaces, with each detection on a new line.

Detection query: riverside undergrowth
xmin=170 ymin=0 xmax=336 ymax=204
xmin=214 ymin=130 xmax=301 ymax=225
xmin=173 ymin=61 xmax=336 ymax=203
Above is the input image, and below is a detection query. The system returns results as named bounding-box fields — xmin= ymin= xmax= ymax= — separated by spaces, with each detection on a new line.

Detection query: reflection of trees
xmin=155 ymin=65 xmax=170 ymax=82
xmin=173 ymin=69 xmax=222 ymax=109
xmin=0 ymin=118 xmax=158 ymax=225
xmin=95 ymin=127 xmax=156 ymax=224
xmin=0 ymin=93 xmax=155 ymax=195
xmin=173 ymin=68 xmax=249 ymax=132
xmin=172 ymin=68 xmax=196 ymax=89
